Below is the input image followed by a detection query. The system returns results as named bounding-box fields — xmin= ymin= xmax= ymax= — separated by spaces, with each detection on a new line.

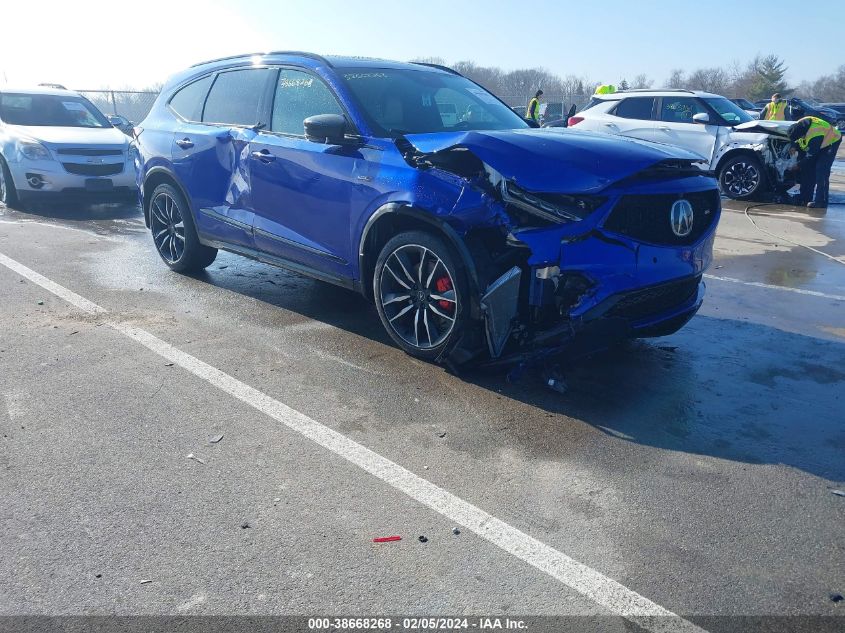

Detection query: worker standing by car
xmin=789 ymin=116 xmax=842 ymax=208
xmin=525 ymin=90 xmax=543 ymax=124
xmin=761 ymin=93 xmax=787 ymax=121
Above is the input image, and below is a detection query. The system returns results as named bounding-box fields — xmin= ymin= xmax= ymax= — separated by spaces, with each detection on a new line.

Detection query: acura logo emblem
xmin=670 ymin=199 xmax=694 ymax=237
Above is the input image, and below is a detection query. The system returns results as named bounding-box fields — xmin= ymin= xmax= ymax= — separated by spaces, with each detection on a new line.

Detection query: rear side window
xmin=613 ymin=97 xmax=655 ymax=120
xmin=580 ymin=97 xmax=604 ymax=112
xmin=660 ymin=97 xmax=707 ymax=124
xmin=271 ymin=69 xmax=344 ymax=135
xmin=203 ymin=69 xmax=273 ymax=126
xmin=168 ymin=75 xmax=213 ymax=121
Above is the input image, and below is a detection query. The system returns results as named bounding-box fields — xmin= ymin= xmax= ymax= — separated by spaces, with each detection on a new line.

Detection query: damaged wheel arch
xmin=358 ymin=202 xmax=484 ymax=319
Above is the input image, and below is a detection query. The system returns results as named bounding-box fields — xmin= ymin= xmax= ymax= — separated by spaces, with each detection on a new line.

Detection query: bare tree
xmin=665 ymin=69 xmax=685 ymax=89
xmin=632 ymin=74 xmax=653 ymax=89
xmin=685 ymin=67 xmax=730 ymax=95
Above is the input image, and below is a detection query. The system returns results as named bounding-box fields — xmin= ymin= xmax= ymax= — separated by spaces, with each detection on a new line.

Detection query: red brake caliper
xmin=435 ymin=276 xmax=453 ymax=311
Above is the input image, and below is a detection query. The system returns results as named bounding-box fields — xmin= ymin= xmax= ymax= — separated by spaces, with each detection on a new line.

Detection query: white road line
xmin=0 ymin=250 xmax=707 ymax=633
xmin=704 ymin=273 xmax=845 ymax=301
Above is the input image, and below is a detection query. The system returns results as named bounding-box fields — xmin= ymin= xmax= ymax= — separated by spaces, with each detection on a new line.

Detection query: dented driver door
xmin=247 ymin=68 xmax=366 ymax=280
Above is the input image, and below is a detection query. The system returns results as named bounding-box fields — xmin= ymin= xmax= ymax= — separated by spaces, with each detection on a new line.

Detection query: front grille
xmin=607 ymin=275 xmax=701 ymax=320
xmin=603 ymin=190 xmax=719 ymax=246
xmin=62 ymin=163 xmax=123 ymax=176
xmin=57 ymin=148 xmax=123 ymax=156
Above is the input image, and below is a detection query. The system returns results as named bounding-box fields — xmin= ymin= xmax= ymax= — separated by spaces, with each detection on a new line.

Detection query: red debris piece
xmin=373 ymin=536 xmax=402 ymax=543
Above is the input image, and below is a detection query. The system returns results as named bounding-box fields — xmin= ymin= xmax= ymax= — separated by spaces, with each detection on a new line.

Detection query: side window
xmin=169 ymin=75 xmax=214 ymax=121
xmin=613 ymin=97 xmax=655 ymax=120
xmin=271 ymin=69 xmax=344 ymax=136
xmin=203 ymin=69 xmax=273 ymax=126
xmin=660 ymin=97 xmax=707 ymax=124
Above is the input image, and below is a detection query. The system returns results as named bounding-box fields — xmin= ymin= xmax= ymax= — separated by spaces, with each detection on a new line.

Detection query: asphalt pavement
xmin=0 ymin=168 xmax=843 ymax=633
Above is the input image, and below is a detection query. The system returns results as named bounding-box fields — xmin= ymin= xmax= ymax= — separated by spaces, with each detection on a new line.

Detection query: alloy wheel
xmin=378 ymin=244 xmax=457 ymax=350
xmin=722 ymin=161 xmax=760 ymax=197
xmin=150 ymin=191 xmax=186 ymax=263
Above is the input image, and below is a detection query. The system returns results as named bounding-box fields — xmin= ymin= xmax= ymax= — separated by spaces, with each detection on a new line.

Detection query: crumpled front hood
xmin=401 ymin=128 xmax=706 ymax=194
xmin=733 ymin=120 xmax=793 ymax=138
xmin=9 ymin=125 xmax=128 ymax=148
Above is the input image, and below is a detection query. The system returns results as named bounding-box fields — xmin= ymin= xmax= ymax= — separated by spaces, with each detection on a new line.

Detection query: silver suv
xmin=568 ymin=89 xmax=797 ymax=200
xmin=0 ymin=87 xmax=137 ymax=208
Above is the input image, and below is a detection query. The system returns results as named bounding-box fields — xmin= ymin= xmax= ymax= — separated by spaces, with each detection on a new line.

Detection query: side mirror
xmin=692 ymin=113 xmax=710 ymax=125
xmin=567 ymin=104 xmax=577 ymax=118
xmin=304 ymin=114 xmax=349 ymax=144
xmin=524 ymin=118 xmax=541 ymax=128
xmin=108 ymin=114 xmax=129 ymax=128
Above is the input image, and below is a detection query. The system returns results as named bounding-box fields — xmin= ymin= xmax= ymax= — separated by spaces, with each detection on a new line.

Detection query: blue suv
xmin=134 ymin=52 xmax=720 ymax=365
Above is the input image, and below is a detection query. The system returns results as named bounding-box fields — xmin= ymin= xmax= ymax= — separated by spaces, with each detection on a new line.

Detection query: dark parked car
xmin=133 ymin=52 xmax=721 ymax=366
xmin=821 ymin=103 xmax=845 ymax=130
xmin=730 ymin=98 xmax=762 ymax=114
xmin=754 ymin=98 xmax=840 ymax=126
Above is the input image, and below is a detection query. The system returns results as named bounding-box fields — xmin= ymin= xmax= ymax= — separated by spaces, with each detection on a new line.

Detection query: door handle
xmin=604 ymin=122 xmax=617 ymax=127
xmin=175 ymin=138 xmax=194 ymax=149
xmin=251 ymin=149 xmax=276 ymax=163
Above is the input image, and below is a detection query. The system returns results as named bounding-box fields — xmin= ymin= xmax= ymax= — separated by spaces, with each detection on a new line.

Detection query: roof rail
xmin=190 ymin=51 xmax=333 ymax=68
xmin=411 ymin=62 xmax=461 ymax=76
xmin=615 ymin=88 xmax=695 ymax=94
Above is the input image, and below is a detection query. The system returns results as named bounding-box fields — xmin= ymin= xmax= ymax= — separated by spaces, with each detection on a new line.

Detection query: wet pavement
xmin=0 ymin=167 xmax=843 ymax=632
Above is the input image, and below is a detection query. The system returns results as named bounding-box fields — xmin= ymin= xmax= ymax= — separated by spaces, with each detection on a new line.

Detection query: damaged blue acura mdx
xmin=134 ymin=52 xmax=720 ymax=367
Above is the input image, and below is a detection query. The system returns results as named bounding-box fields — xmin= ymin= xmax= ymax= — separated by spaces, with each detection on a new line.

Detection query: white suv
xmin=567 ymin=89 xmax=797 ymax=200
xmin=0 ymin=87 xmax=137 ymax=208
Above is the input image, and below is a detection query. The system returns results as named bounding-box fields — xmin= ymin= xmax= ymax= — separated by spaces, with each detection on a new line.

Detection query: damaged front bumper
xmin=473 ymin=178 xmax=718 ymax=367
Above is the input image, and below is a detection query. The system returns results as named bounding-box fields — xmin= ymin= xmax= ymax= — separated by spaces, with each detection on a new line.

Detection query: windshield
xmin=0 ymin=93 xmax=111 ymax=128
xmin=734 ymin=98 xmax=754 ymax=109
xmin=703 ymin=97 xmax=753 ymax=125
xmin=338 ymin=68 xmax=528 ymax=137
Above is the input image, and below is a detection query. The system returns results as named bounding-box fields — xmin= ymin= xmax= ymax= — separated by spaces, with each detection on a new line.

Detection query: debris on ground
xmin=830 ymin=489 xmax=845 ymax=497
xmin=186 ymin=453 xmax=206 ymax=465
xmin=209 ymin=434 xmax=224 ymax=444
xmin=437 ymin=431 xmax=447 ymax=438
xmin=69 ymin=331 xmax=79 ymax=336
xmin=546 ymin=378 xmax=567 ymax=394
xmin=418 ymin=535 xmax=428 ymax=543
xmin=452 ymin=528 xmax=461 ymax=535
xmin=140 ymin=580 xmax=153 ymax=585
xmin=37 ymin=300 xmax=44 ymax=305
xmin=95 ymin=574 xmax=102 ymax=579
xmin=273 ymin=497 xmax=281 ymax=504
xmin=164 ymin=362 xmax=174 ymax=367
xmin=831 ymin=593 xmax=844 ymax=603
xmin=373 ymin=536 xmax=402 ymax=543
xmin=240 ymin=521 xmax=250 ymax=529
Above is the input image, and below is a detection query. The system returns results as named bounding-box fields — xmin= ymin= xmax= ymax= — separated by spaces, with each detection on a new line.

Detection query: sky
xmin=1 ymin=0 xmax=842 ymax=90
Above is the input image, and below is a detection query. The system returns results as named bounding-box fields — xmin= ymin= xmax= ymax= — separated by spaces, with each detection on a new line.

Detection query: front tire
xmin=148 ymin=183 xmax=217 ymax=272
xmin=718 ymin=154 xmax=768 ymax=200
xmin=373 ymin=230 xmax=467 ymax=361
xmin=0 ymin=155 xmax=19 ymax=208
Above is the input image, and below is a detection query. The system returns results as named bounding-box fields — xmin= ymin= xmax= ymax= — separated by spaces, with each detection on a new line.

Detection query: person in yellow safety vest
xmin=761 ymin=93 xmax=787 ymax=121
xmin=595 ymin=83 xmax=616 ymax=95
xmin=525 ymin=90 xmax=543 ymax=124
xmin=788 ymin=116 xmax=842 ymax=208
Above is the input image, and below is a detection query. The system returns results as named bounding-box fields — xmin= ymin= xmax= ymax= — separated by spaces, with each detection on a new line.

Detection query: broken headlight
xmin=500 ymin=180 xmax=605 ymax=224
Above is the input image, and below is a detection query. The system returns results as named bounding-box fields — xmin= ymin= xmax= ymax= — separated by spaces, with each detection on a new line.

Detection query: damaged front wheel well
xmin=358 ymin=205 xmax=482 ymax=316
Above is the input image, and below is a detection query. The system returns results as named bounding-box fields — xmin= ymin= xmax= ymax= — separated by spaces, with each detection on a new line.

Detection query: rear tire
xmin=148 ymin=183 xmax=217 ymax=272
xmin=0 ymin=155 xmax=19 ymax=208
xmin=373 ymin=230 xmax=468 ymax=361
xmin=718 ymin=154 xmax=768 ymax=200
